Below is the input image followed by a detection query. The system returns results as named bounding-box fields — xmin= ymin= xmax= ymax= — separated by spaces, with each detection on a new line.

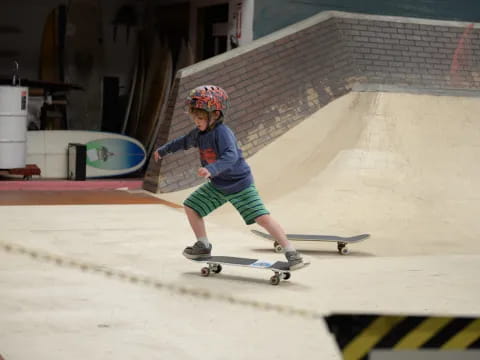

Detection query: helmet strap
xmin=207 ymin=111 xmax=213 ymax=130
xmin=207 ymin=111 xmax=221 ymax=130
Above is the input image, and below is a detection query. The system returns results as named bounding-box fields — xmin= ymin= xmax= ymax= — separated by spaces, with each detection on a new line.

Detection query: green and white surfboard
xmin=27 ymin=130 xmax=146 ymax=178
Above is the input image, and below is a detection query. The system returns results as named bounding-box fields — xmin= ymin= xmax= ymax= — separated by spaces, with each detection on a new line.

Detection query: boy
xmin=154 ymin=85 xmax=305 ymax=269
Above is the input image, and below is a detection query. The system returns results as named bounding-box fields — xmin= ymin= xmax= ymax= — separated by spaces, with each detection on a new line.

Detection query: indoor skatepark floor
xmin=1 ymin=91 xmax=479 ymax=360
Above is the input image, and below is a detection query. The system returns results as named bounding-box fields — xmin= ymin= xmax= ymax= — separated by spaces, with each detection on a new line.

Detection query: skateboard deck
xmin=251 ymin=230 xmax=370 ymax=255
xmin=187 ymin=255 xmax=310 ymax=285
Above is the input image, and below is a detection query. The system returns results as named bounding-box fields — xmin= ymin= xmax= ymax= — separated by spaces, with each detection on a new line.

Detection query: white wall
xmin=230 ymin=0 xmax=254 ymax=46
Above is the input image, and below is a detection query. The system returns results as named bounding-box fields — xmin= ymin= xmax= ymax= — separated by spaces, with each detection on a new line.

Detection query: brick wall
xmin=338 ymin=17 xmax=480 ymax=88
xmin=143 ymin=11 xmax=480 ymax=193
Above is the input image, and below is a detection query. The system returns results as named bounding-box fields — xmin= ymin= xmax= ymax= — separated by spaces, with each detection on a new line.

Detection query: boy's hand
xmin=197 ymin=167 xmax=211 ymax=179
xmin=154 ymin=150 xmax=161 ymax=163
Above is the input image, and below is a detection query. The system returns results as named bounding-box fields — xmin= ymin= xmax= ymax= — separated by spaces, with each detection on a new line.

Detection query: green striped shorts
xmin=183 ymin=183 xmax=270 ymax=225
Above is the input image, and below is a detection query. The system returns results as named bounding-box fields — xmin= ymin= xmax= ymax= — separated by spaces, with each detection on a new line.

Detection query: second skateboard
xmin=251 ymin=229 xmax=370 ymax=255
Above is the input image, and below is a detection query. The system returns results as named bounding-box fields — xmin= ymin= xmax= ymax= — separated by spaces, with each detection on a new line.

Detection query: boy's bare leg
xmin=183 ymin=206 xmax=211 ymax=258
xmin=255 ymin=214 xmax=304 ymax=269
xmin=255 ymin=214 xmax=293 ymax=250
xmin=185 ymin=206 xmax=207 ymax=238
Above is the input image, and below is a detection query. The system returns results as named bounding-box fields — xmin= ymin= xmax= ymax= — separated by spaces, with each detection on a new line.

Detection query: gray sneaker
xmin=183 ymin=241 xmax=212 ymax=259
xmin=285 ymin=250 xmax=304 ymax=270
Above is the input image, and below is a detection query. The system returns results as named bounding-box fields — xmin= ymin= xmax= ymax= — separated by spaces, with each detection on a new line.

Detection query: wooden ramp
xmin=0 ymin=190 xmax=183 ymax=207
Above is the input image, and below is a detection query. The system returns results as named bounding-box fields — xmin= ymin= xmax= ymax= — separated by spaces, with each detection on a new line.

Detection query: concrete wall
xmin=0 ymin=0 xmax=138 ymax=87
xmin=1 ymin=0 xmax=63 ymax=79
xmin=189 ymin=0 xmax=254 ymax=56
xmin=253 ymin=0 xmax=480 ymax=39
xmin=143 ymin=11 xmax=480 ymax=193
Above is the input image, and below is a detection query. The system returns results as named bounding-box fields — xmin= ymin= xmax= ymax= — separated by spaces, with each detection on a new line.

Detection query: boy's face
xmin=189 ymin=109 xmax=220 ymax=131
xmin=190 ymin=110 xmax=209 ymax=131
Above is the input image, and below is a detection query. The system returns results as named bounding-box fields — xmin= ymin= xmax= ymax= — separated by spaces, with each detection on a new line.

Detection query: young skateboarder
xmin=154 ymin=85 xmax=305 ymax=269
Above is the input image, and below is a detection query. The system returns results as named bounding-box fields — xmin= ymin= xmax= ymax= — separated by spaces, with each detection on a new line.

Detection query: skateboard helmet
xmin=185 ymin=85 xmax=230 ymax=116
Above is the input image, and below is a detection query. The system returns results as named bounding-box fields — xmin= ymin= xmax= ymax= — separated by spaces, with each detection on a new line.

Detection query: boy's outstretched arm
xmin=154 ymin=129 xmax=198 ymax=162
xmin=197 ymin=167 xmax=212 ymax=178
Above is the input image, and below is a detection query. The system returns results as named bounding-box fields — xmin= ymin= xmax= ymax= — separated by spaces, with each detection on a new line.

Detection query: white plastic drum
xmin=0 ymin=86 xmax=28 ymax=168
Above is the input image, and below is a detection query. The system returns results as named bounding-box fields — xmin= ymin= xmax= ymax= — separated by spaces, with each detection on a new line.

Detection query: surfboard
xmin=135 ymin=34 xmax=163 ymax=144
xmin=125 ymin=34 xmax=146 ymax=137
xmin=121 ymin=40 xmax=140 ymax=134
xmin=146 ymin=48 xmax=173 ymax=156
xmin=64 ymin=0 xmax=104 ymax=130
xmin=39 ymin=8 xmax=60 ymax=82
xmin=174 ymin=38 xmax=195 ymax=74
xmin=137 ymin=36 xmax=173 ymax=151
xmin=27 ymin=130 xmax=146 ymax=178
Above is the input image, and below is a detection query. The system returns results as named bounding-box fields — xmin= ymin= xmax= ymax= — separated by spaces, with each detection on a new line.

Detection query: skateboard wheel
xmin=201 ymin=267 xmax=210 ymax=277
xmin=337 ymin=242 xmax=349 ymax=255
xmin=282 ymin=272 xmax=291 ymax=280
xmin=273 ymin=241 xmax=283 ymax=253
xmin=211 ymin=264 xmax=222 ymax=274
xmin=270 ymin=275 xmax=280 ymax=285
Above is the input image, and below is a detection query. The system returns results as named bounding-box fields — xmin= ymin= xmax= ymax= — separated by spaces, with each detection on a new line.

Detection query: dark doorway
xmin=197 ymin=3 xmax=229 ymax=61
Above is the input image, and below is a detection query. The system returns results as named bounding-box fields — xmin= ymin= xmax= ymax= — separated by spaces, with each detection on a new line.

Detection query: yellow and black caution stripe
xmin=326 ymin=314 xmax=480 ymax=360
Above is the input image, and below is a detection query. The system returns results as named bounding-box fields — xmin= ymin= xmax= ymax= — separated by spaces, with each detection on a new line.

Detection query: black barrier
xmin=326 ymin=315 xmax=480 ymax=360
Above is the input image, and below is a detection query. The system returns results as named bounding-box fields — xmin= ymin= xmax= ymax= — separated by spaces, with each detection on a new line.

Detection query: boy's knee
xmin=255 ymin=214 xmax=270 ymax=226
xmin=185 ymin=205 xmax=200 ymax=217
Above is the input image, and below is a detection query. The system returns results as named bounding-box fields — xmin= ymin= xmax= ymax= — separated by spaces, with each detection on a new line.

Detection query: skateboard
xmin=251 ymin=229 xmax=370 ymax=255
xmin=187 ymin=255 xmax=310 ymax=285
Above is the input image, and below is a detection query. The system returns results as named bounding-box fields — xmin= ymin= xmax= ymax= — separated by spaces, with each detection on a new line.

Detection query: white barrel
xmin=0 ymin=86 xmax=28 ymax=168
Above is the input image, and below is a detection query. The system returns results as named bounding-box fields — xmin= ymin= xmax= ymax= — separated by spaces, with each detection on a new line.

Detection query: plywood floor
xmin=0 ymin=190 xmax=183 ymax=207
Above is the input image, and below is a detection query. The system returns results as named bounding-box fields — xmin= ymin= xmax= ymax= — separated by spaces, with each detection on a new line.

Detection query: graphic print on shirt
xmin=200 ymin=148 xmax=217 ymax=164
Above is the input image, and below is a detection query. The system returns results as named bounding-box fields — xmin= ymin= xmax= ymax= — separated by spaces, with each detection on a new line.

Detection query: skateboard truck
xmin=273 ymin=240 xmax=350 ymax=255
xmin=200 ymin=261 xmax=291 ymax=285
